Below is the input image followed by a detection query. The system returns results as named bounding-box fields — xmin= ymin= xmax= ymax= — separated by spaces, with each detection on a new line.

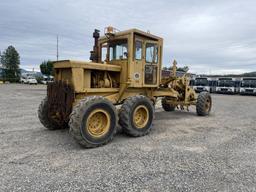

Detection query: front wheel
xmin=119 ymin=95 xmax=154 ymax=137
xmin=69 ymin=96 xmax=117 ymax=148
xmin=196 ymin=92 xmax=212 ymax=116
xmin=161 ymin=97 xmax=176 ymax=111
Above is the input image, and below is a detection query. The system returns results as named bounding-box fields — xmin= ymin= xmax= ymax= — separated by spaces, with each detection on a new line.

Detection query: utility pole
xmin=57 ymin=35 xmax=59 ymax=61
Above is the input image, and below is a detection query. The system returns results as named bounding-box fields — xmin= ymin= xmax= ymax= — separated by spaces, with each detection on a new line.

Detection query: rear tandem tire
xmin=196 ymin=92 xmax=212 ymax=116
xmin=38 ymin=97 xmax=62 ymax=130
xmin=69 ymin=96 xmax=117 ymax=148
xmin=161 ymin=97 xmax=176 ymax=112
xmin=119 ymin=95 xmax=154 ymax=137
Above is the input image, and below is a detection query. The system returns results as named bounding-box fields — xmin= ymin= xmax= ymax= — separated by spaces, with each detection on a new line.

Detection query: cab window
xmin=155 ymin=46 xmax=158 ymax=63
xmin=101 ymin=43 xmax=107 ymax=62
xmin=134 ymin=40 xmax=142 ymax=60
xmin=146 ymin=43 xmax=158 ymax=63
xmin=109 ymin=40 xmax=128 ymax=60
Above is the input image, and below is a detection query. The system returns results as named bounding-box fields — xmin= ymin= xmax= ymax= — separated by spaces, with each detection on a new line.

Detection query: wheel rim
xmin=205 ymin=97 xmax=211 ymax=112
xmin=86 ymin=109 xmax=110 ymax=137
xmin=133 ymin=105 xmax=149 ymax=128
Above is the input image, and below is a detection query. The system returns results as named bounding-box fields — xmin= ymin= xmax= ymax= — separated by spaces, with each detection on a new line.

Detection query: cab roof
xmin=99 ymin=28 xmax=163 ymax=42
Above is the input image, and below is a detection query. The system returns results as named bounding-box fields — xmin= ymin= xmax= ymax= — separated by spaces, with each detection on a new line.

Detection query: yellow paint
xmin=86 ymin=109 xmax=111 ymax=138
xmin=52 ymin=28 xmax=196 ymax=108
xmin=133 ymin=105 xmax=149 ymax=129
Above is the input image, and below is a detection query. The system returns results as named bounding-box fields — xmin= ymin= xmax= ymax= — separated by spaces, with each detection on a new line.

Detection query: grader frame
xmin=38 ymin=27 xmax=212 ymax=148
xmin=53 ymin=28 xmax=196 ymax=105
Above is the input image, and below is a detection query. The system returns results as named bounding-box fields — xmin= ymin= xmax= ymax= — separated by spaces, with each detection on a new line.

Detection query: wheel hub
xmin=133 ymin=105 xmax=149 ymax=128
xmin=205 ymin=98 xmax=211 ymax=111
xmin=86 ymin=109 xmax=110 ymax=137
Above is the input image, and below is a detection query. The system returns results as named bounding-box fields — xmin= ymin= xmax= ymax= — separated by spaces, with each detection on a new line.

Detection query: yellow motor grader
xmin=38 ymin=27 xmax=212 ymax=148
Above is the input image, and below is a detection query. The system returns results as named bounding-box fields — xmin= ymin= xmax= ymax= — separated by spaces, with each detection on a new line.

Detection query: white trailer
xmin=193 ymin=77 xmax=216 ymax=93
xmin=216 ymin=77 xmax=240 ymax=94
xmin=240 ymin=77 xmax=256 ymax=95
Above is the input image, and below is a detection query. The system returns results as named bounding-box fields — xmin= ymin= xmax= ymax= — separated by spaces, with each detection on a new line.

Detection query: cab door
xmin=133 ymin=38 xmax=144 ymax=87
xmin=143 ymin=40 xmax=159 ymax=87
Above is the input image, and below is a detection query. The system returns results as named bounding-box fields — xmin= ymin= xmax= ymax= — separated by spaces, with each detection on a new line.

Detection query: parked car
xmin=20 ymin=76 xmax=38 ymax=85
xmin=20 ymin=77 xmax=28 ymax=84
xmin=41 ymin=75 xmax=54 ymax=84
xmin=27 ymin=77 xmax=38 ymax=84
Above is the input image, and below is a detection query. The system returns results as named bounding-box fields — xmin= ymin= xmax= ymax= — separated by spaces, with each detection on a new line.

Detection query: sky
xmin=0 ymin=0 xmax=256 ymax=74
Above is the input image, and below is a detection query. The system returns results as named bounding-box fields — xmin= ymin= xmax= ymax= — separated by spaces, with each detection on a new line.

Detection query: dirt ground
xmin=0 ymin=84 xmax=256 ymax=192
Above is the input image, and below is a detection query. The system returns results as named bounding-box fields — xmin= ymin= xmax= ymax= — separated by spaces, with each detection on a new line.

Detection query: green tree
xmin=1 ymin=46 xmax=20 ymax=82
xmin=177 ymin=66 xmax=189 ymax=72
xmin=40 ymin=60 xmax=54 ymax=75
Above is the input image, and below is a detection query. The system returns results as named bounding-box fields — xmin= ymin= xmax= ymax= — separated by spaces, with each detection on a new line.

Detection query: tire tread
xmin=69 ymin=96 xmax=117 ymax=148
xmin=196 ymin=92 xmax=212 ymax=116
xmin=119 ymin=95 xmax=154 ymax=137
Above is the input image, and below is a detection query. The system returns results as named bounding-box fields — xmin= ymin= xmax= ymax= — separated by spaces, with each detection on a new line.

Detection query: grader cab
xmin=38 ymin=27 xmax=212 ymax=148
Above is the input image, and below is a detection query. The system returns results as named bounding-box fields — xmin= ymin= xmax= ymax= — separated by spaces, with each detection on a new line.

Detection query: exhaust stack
xmin=90 ymin=29 xmax=100 ymax=63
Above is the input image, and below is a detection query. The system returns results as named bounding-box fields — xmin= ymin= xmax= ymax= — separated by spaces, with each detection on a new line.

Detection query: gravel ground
xmin=0 ymin=84 xmax=256 ymax=192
